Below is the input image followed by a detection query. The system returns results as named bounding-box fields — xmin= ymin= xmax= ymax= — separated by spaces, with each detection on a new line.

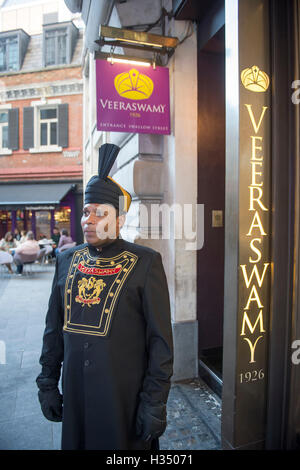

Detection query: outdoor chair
xmin=14 ymin=252 xmax=40 ymax=275
xmin=0 ymin=262 xmax=10 ymax=278
xmin=35 ymin=248 xmax=48 ymax=268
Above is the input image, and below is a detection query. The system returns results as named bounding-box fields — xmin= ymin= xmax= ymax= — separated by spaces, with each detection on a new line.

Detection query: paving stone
xmin=52 ymin=422 xmax=62 ymax=450
xmin=0 ymin=414 xmax=54 ymax=450
xmin=0 ymin=390 xmax=17 ymax=423
xmin=0 ymin=265 xmax=222 ymax=450
xmin=14 ymin=389 xmax=41 ymax=419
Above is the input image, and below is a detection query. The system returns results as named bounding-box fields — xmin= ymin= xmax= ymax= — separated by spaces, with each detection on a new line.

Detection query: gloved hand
xmin=38 ymin=388 xmax=63 ymax=422
xmin=136 ymin=401 xmax=167 ymax=441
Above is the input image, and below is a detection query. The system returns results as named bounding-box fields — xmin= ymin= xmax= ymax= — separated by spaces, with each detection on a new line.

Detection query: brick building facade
xmin=0 ymin=1 xmax=84 ymax=243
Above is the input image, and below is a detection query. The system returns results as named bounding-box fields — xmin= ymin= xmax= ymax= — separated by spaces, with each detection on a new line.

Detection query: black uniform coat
xmin=37 ymin=238 xmax=173 ymax=450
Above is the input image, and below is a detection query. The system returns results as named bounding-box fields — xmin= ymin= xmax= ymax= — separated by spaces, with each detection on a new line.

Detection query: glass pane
xmin=57 ymin=34 xmax=67 ymax=64
xmin=35 ymin=210 xmax=51 ymax=239
xmin=45 ymin=28 xmax=67 ymax=66
xmin=0 ymin=112 xmax=8 ymax=123
xmin=45 ymin=36 xmax=55 ymax=66
xmin=0 ymin=41 xmax=6 ymax=71
xmin=45 ymin=28 xmax=67 ymax=38
xmin=7 ymin=37 xmax=18 ymax=71
xmin=40 ymin=108 xmax=57 ymax=119
xmin=45 ymin=30 xmax=56 ymax=38
xmin=2 ymin=125 xmax=8 ymax=148
xmin=50 ymin=122 xmax=57 ymax=145
xmin=40 ymin=123 xmax=47 ymax=146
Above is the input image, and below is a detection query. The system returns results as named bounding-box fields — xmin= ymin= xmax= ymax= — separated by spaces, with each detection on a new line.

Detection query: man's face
xmin=81 ymin=203 xmax=124 ymax=247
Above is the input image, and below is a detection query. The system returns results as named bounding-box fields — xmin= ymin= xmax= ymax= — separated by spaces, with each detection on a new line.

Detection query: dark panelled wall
xmin=197 ymin=28 xmax=225 ymax=352
xmin=266 ymin=0 xmax=300 ymax=450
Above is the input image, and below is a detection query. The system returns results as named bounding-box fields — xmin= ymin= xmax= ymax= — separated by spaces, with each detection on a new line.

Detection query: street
xmin=0 ymin=264 xmax=221 ymax=450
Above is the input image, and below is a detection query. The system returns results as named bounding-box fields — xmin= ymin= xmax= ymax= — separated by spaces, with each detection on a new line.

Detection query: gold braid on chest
xmin=63 ymin=247 xmax=138 ymax=337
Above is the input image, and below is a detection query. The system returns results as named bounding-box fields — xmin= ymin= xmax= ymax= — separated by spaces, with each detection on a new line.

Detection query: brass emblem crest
xmin=114 ymin=68 xmax=154 ymax=100
xmin=75 ymin=277 xmax=106 ymax=307
xmin=241 ymin=65 xmax=270 ymax=92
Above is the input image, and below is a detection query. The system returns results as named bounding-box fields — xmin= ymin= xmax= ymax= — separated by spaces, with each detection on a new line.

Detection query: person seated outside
xmin=13 ymin=228 xmax=21 ymax=242
xmin=51 ymin=227 xmax=60 ymax=257
xmin=55 ymin=229 xmax=74 ymax=254
xmin=13 ymin=231 xmax=40 ymax=274
xmin=38 ymin=234 xmax=54 ymax=260
xmin=0 ymin=232 xmax=17 ymax=273
xmin=19 ymin=230 xmax=27 ymax=243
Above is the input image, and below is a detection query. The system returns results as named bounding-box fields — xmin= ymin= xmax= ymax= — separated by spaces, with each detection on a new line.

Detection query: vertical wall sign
xmin=95 ymin=59 xmax=171 ymax=135
xmin=237 ymin=60 xmax=271 ymax=446
xmin=222 ymin=0 xmax=271 ymax=449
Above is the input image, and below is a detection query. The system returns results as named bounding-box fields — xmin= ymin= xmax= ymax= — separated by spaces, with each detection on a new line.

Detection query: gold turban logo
xmin=114 ymin=68 xmax=154 ymax=100
xmin=241 ymin=65 xmax=270 ymax=92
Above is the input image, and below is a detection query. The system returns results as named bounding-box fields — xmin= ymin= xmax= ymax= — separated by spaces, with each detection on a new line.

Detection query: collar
xmin=87 ymin=237 xmax=124 ymax=257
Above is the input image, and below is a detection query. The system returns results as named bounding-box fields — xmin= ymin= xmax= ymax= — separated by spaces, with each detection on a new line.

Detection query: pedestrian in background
xmin=55 ymin=229 xmax=74 ymax=254
xmin=13 ymin=228 xmax=21 ymax=241
xmin=19 ymin=230 xmax=27 ymax=243
xmin=51 ymin=227 xmax=60 ymax=247
xmin=0 ymin=231 xmax=17 ymax=253
xmin=51 ymin=227 xmax=60 ymax=258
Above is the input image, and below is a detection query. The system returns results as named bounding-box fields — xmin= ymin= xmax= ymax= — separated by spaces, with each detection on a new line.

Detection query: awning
xmin=0 ymin=183 xmax=75 ymax=209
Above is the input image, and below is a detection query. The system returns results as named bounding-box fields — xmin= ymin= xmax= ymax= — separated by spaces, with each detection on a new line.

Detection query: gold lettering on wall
xmin=240 ymin=103 xmax=270 ymax=364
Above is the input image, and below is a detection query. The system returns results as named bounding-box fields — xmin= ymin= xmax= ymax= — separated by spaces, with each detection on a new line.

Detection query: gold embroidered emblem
xmin=63 ymin=247 xmax=139 ymax=337
xmin=75 ymin=277 xmax=106 ymax=307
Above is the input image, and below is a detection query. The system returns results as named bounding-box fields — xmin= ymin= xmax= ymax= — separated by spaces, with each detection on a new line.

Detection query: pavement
xmin=0 ymin=263 xmax=221 ymax=451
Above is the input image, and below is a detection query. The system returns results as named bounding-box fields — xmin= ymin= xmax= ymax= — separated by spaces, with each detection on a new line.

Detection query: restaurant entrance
xmin=197 ymin=25 xmax=225 ymax=397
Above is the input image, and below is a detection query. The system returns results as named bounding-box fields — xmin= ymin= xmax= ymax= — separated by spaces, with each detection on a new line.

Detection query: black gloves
xmin=38 ymin=388 xmax=63 ymax=422
xmin=136 ymin=401 xmax=167 ymax=441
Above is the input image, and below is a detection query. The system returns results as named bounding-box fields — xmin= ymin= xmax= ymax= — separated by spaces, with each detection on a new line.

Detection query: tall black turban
xmin=84 ymin=144 xmax=132 ymax=213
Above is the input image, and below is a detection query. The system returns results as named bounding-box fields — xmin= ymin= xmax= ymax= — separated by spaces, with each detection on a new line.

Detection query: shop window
xmin=35 ymin=211 xmax=51 ymax=239
xmin=54 ymin=206 xmax=71 ymax=233
xmin=0 ymin=211 xmax=9 ymax=239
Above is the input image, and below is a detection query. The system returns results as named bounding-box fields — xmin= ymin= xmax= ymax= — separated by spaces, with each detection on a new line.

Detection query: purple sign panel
xmin=96 ymin=59 xmax=170 ymax=135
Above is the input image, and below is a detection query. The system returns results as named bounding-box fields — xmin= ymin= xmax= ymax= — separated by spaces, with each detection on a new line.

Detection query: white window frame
xmin=44 ymin=27 xmax=68 ymax=67
xmin=39 ymin=107 xmax=58 ymax=147
xmin=0 ymin=103 xmax=12 ymax=155
xmin=29 ymin=99 xmax=62 ymax=153
xmin=0 ymin=35 xmax=19 ymax=73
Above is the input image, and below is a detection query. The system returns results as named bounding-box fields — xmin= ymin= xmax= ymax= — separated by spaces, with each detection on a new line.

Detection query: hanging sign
xmin=96 ymin=59 xmax=170 ymax=135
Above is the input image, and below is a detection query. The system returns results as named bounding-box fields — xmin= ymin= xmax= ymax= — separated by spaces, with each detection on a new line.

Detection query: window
xmin=0 ymin=111 xmax=9 ymax=148
xmin=23 ymin=101 xmax=68 ymax=152
xmin=45 ymin=28 xmax=67 ymax=66
xmin=43 ymin=21 xmax=78 ymax=68
xmin=39 ymin=108 xmax=58 ymax=147
xmin=0 ymin=36 xmax=18 ymax=72
xmin=0 ymin=30 xmax=29 ymax=73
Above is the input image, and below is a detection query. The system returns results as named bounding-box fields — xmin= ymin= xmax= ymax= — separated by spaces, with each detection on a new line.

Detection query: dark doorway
xmin=197 ymin=26 xmax=225 ymax=397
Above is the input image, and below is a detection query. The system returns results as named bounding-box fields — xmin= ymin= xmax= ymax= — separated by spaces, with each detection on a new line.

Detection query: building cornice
xmin=0 ymin=79 xmax=83 ymax=102
xmin=0 ymin=165 xmax=83 ymax=181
